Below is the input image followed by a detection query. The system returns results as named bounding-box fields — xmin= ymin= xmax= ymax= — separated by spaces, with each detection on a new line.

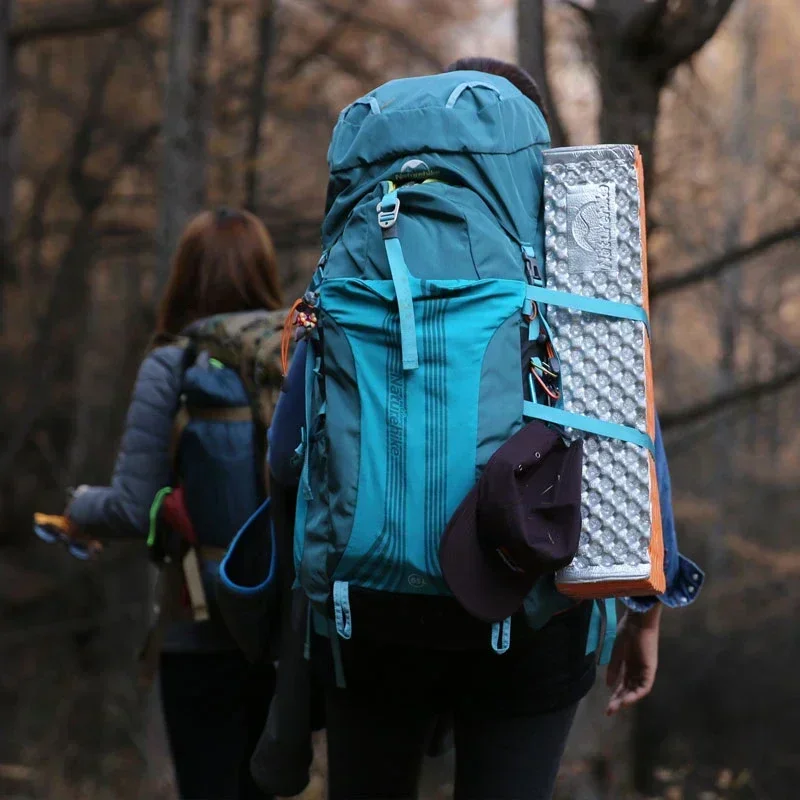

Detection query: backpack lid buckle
xmin=377 ymin=196 xmax=400 ymax=229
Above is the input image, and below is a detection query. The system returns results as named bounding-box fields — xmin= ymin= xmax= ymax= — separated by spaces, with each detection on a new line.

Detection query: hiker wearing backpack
xmin=65 ymin=208 xmax=284 ymax=800
xmin=269 ymin=58 xmax=704 ymax=800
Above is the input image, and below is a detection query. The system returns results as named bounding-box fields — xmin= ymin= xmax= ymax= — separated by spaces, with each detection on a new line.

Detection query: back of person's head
xmin=156 ymin=208 xmax=282 ymax=336
xmin=446 ymin=57 xmax=549 ymax=124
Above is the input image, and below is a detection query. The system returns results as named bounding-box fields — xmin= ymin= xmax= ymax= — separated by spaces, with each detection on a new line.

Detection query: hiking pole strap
xmin=138 ymin=561 xmax=183 ymax=686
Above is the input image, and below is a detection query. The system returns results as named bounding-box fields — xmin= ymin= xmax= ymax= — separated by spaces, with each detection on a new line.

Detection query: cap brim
xmin=439 ymin=488 xmax=537 ymax=624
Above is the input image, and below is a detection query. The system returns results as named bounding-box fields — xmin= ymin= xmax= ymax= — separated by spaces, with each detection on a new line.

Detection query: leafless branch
xmin=278 ymin=1 xmax=359 ymax=81
xmin=660 ymin=363 xmax=800 ymax=431
xmin=311 ymin=0 xmax=444 ymax=70
xmin=725 ymin=534 xmax=800 ymax=578
xmin=0 ymin=118 xmax=157 ymax=482
xmin=654 ymin=0 xmax=739 ymax=74
xmin=10 ymin=0 xmax=160 ymax=46
xmin=651 ymin=221 xmax=800 ymax=298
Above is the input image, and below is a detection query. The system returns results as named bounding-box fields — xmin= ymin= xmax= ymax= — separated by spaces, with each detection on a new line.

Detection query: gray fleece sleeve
xmin=67 ymin=345 xmax=185 ymax=538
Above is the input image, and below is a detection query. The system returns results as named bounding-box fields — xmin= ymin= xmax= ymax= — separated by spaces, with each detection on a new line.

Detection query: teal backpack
xmin=292 ymin=71 xmax=615 ymax=667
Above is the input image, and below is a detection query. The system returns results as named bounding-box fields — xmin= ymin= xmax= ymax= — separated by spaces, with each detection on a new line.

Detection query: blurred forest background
xmin=1 ymin=0 xmax=798 ymax=798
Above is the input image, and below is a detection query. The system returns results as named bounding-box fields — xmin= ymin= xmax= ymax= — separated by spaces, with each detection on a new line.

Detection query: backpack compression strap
xmin=378 ymin=182 xmax=419 ymax=371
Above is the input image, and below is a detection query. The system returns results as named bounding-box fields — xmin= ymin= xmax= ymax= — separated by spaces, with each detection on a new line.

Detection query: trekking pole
xmin=32 ymin=513 xmax=103 ymax=560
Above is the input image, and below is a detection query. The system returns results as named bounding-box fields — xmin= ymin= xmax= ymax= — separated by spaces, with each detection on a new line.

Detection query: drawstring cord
xmin=281 ymin=296 xmax=319 ymax=376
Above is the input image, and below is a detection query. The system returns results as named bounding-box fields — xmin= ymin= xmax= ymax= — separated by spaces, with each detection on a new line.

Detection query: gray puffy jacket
xmin=68 ymin=345 xmax=186 ymax=537
xmin=69 ymin=342 xmax=236 ymax=652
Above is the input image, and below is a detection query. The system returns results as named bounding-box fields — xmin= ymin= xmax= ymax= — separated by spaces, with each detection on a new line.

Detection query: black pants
xmin=159 ymin=650 xmax=276 ymax=800
xmin=326 ymin=689 xmax=577 ymax=800
xmin=317 ymin=604 xmax=594 ymax=800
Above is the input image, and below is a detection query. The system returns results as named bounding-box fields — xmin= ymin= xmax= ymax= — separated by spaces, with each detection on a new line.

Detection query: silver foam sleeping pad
xmin=542 ymin=145 xmax=657 ymax=591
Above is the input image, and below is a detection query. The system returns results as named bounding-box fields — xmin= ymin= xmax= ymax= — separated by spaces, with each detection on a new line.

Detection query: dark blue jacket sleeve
xmin=268 ymin=339 xmax=307 ymax=487
xmin=67 ymin=345 xmax=185 ymax=537
xmin=621 ymin=413 xmax=704 ymax=612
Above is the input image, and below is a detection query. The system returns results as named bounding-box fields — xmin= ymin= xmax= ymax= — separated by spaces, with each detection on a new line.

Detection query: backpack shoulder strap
xmin=167 ymin=337 xmax=200 ymax=473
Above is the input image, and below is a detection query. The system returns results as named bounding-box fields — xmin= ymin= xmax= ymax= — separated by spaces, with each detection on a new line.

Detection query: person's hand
xmin=605 ymin=603 xmax=661 ymax=716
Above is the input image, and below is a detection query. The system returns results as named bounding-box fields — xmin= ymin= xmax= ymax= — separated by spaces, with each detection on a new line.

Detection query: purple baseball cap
xmin=439 ymin=421 xmax=583 ymax=623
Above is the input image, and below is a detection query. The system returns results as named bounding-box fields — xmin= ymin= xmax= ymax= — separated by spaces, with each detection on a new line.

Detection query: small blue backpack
xmin=292 ymin=72 xmax=615 ymax=663
xmin=148 ymin=311 xmax=286 ymax=642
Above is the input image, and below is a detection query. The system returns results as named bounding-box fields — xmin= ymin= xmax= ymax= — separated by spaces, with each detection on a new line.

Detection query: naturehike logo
xmin=407 ymin=573 xmax=426 ymax=588
xmin=401 ymin=159 xmax=429 ymax=173
xmin=392 ymin=159 xmax=440 ymax=186
xmin=566 ymin=182 xmax=617 ymax=272
xmin=387 ymin=368 xmax=405 ymax=460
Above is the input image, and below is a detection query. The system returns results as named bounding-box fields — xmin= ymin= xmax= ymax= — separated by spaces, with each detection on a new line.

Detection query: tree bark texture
xmin=244 ymin=0 xmax=275 ymax=213
xmin=0 ymin=0 xmax=15 ymax=327
xmin=517 ymin=0 xmax=567 ymax=146
xmin=156 ymin=0 xmax=210 ymax=293
xmin=588 ymin=0 xmax=737 ymax=194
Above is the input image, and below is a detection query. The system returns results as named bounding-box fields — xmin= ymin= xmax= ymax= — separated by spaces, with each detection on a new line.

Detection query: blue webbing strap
xmin=327 ymin=616 xmax=347 ymax=688
xmin=379 ymin=188 xmax=419 ymax=371
xmin=331 ymin=582 xmax=352 ymax=688
xmin=585 ymin=598 xmax=617 ymax=666
xmin=599 ymin=598 xmax=617 ymax=666
xmin=585 ymin=600 xmax=602 ymax=657
xmin=525 ymin=285 xmax=650 ymax=334
xmin=523 ymin=401 xmax=655 ymax=455
xmin=332 ymin=580 xmax=352 ymax=640
xmin=298 ymin=346 xmax=317 ymax=501
xmin=490 ymin=617 xmax=512 ymax=654
xmin=303 ymin=599 xmax=312 ymax=661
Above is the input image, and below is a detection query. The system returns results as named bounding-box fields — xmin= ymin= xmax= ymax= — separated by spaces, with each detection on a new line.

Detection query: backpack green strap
xmin=147 ymin=486 xmax=173 ymax=548
xmin=378 ymin=183 xmax=419 ymax=371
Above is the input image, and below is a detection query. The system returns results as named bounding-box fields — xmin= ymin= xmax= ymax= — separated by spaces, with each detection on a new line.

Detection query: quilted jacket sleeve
xmin=68 ymin=345 xmax=186 ymax=538
xmin=621 ymin=414 xmax=705 ymax=612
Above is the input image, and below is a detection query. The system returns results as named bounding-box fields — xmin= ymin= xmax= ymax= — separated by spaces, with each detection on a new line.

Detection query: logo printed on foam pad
xmin=567 ymin=183 xmax=617 ymax=272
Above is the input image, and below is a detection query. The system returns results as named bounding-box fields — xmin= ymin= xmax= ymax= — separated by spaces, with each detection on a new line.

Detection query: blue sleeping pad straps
xmin=523 ymin=284 xmax=655 ymax=454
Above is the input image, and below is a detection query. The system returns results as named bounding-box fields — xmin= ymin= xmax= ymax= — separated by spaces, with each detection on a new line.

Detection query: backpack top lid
xmin=323 ymin=70 xmax=552 ymax=251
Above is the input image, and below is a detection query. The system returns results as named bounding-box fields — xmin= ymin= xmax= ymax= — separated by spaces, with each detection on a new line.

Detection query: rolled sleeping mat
xmin=215 ymin=498 xmax=280 ymax=663
xmin=541 ymin=144 xmax=665 ymax=598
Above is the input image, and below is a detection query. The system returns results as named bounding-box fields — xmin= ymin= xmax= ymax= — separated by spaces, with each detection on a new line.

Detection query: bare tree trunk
xmin=711 ymin=0 xmax=757 ymax=618
xmin=554 ymin=1 xmax=737 ymax=795
xmin=588 ymin=0 xmax=736 ymax=198
xmin=156 ymin=0 xmax=210 ymax=292
xmin=0 ymin=0 xmax=15 ymax=327
xmin=595 ymin=44 xmax=661 ymax=192
xmin=244 ymin=0 xmax=275 ymax=212
xmin=517 ymin=0 xmax=567 ymax=146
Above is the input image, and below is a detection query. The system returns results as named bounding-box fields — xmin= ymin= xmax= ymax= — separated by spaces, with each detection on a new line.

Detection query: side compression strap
xmin=525 ymin=285 xmax=650 ymax=334
xmin=379 ymin=188 xmax=419 ymax=371
xmin=599 ymin=598 xmax=617 ymax=666
xmin=584 ymin=598 xmax=617 ymax=666
xmin=523 ymin=401 xmax=655 ymax=455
